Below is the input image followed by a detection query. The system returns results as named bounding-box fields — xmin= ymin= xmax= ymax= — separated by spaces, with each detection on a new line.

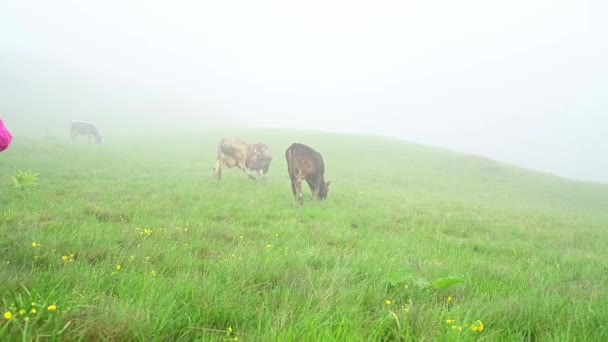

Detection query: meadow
xmin=1 ymin=130 xmax=607 ymax=341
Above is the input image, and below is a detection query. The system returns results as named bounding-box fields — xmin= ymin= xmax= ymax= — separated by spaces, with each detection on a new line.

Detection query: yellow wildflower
xmin=145 ymin=256 xmax=150 ymax=261
xmin=47 ymin=305 xmax=57 ymax=311
xmin=116 ymin=264 xmax=122 ymax=271
xmin=227 ymin=327 xmax=233 ymax=333
xmin=150 ymin=270 xmax=157 ymax=277
xmin=24 ymin=317 xmax=30 ymax=322
xmin=239 ymin=235 xmax=244 ymax=239
xmin=31 ymin=302 xmax=37 ymax=307
xmin=451 ymin=325 xmax=463 ymax=331
xmin=446 ymin=319 xmax=455 ymax=324
xmin=32 ymin=242 xmax=40 ymax=248
xmin=30 ymin=308 xmax=37 ymax=315
xmin=3 ymin=311 xmax=13 ymax=320
xmin=19 ymin=309 xmax=26 ymax=316
xmin=385 ymin=299 xmax=392 ymax=305
xmin=266 ymin=244 xmax=273 ymax=249
xmin=62 ymin=255 xmax=69 ymax=261
xmin=471 ymin=320 xmax=484 ymax=332
xmin=447 ymin=296 xmax=453 ymax=303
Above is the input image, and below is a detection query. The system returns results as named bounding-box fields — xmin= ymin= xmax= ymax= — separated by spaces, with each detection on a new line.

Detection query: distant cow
xmin=213 ymin=138 xmax=272 ymax=180
xmin=70 ymin=121 xmax=102 ymax=144
xmin=285 ymin=143 xmax=330 ymax=203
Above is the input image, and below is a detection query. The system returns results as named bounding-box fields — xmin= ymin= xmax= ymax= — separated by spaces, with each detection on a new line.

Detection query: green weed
xmin=12 ymin=170 xmax=39 ymax=190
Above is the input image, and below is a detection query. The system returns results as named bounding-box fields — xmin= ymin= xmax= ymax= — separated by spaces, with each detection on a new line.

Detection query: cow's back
xmin=219 ymin=138 xmax=249 ymax=161
xmin=286 ymin=143 xmax=324 ymax=176
xmin=72 ymin=121 xmax=97 ymax=134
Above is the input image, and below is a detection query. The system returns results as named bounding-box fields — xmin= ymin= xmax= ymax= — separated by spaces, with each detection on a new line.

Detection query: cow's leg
xmin=294 ymin=177 xmax=305 ymax=203
xmin=305 ymin=178 xmax=317 ymax=200
xmin=289 ymin=169 xmax=299 ymax=196
xmin=237 ymin=163 xmax=257 ymax=180
xmin=289 ymin=175 xmax=297 ymax=197
xmin=213 ymin=159 xmax=223 ymax=181
xmin=258 ymin=169 xmax=269 ymax=181
xmin=241 ymin=167 xmax=257 ymax=180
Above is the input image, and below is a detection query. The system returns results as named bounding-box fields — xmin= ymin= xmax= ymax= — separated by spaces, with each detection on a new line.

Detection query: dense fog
xmin=1 ymin=1 xmax=606 ymax=182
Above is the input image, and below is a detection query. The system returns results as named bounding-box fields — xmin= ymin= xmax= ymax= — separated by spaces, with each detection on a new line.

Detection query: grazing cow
xmin=285 ymin=143 xmax=331 ymax=203
xmin=213 ymin=138 xmax=272 ymax=180
xmin=70 ymin=121 xmax=103 ymax=144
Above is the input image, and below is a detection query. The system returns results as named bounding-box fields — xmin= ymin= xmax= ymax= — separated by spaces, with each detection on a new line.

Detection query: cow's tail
xmin=285 ymin=144 xmax=300 ymax=198
xmin=285 ymin=145 xmax=292 ymax=178
xmin=213 ymin=139 xmax=225 ymax=180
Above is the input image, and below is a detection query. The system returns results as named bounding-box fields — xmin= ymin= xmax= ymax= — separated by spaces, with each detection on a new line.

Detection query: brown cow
xmin=285 ymin=143 xmax=331 ymax=203
xmin=213 ymin=138 xmax=272 ymax=180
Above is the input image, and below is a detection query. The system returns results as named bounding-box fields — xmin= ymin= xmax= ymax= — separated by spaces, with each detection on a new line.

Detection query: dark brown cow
xmin=213 ymin=138 xmax=272 ymax=180
xmin=285 ymin=143 xmax=330 ymax=203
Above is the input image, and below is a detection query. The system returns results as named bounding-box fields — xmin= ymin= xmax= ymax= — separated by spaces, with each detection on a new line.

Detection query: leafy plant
xmin=388 ymin=267 xmax=414 ymax=286
xmin=13 ymin=170 xmax=39 ymax=190
xmin=432 ymin=276 xmax=465 ymax=290
xmin=389 ymin=267 xmax=465 ymax=291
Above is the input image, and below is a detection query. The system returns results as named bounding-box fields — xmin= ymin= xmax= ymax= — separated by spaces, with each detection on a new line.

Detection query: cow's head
xmin=256 ymin=144 xmax=271 ymax=158
xmin=250 ymin=145 xmax=271 ymax=166
xmin=319 ymin=180 xmax=331 ymax=200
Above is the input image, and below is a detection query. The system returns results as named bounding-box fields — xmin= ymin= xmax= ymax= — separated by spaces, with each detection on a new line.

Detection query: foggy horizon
xmin=1 ymin=1 xmax=607 ymax=183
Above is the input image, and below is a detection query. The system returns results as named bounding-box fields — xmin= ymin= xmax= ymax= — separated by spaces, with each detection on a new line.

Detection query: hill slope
xmin=1 ymin=130 xmax=607 ymax=340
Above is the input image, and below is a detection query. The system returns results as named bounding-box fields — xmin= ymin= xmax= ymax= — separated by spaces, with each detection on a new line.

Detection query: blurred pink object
xmin=0 ymin=117 xmax=12 ymax=152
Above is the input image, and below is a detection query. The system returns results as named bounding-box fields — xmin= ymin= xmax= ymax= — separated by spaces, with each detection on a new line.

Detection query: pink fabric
xmin=0 ymin=117 xmax=12 ymax=152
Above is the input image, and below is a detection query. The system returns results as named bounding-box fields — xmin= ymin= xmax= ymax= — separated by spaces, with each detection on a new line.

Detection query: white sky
xmin=1 ymin=0 xmax=607 ymax=182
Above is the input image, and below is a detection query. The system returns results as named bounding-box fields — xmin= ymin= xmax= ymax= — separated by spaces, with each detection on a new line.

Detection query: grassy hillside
xmin=1 ymin=130 xmax=607 ymax=341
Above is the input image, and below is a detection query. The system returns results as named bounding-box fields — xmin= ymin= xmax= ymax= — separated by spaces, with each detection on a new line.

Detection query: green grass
xmin=1 ymin=130 xmax=607 ymax=341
